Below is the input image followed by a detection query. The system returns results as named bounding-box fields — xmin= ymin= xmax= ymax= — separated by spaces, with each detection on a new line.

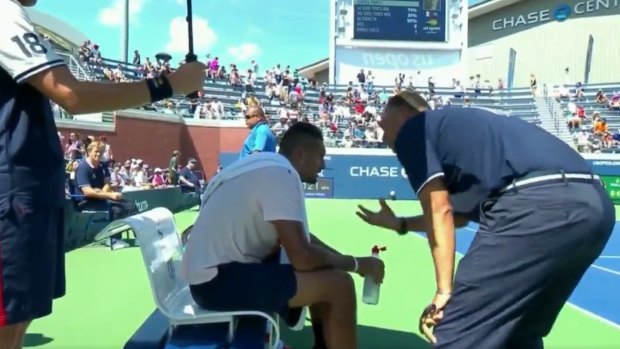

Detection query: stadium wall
xmin=56 ymin=111 xmax=249 ymax=175
xmin=219 ymin=149 xmax=620 ymax=202
xmin=468 ymin=0 xmax=620 ymax=86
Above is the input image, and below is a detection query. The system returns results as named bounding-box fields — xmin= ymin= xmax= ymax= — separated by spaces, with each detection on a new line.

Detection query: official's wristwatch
xmin=396 ymin=217 xmax=408 ymax=236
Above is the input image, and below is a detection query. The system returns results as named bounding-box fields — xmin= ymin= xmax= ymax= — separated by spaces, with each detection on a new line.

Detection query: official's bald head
xmin=380 ymin=91 xmax=430 ymax=150
xmin=244 ymin=106 xmax=266 ymax=128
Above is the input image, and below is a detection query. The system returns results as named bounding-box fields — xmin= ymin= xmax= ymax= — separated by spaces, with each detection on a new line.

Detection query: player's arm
xmin=310 ymin=234 xmax=340 ymax=255
xmin=261 ymin=168 xmax=356 ymax=272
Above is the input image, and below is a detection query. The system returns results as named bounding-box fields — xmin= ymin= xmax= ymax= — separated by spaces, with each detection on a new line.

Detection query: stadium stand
xmin=545 ymin=82 xmax=620 ymax=153
xmin=58 ymin=44 xmax=620 ymax=153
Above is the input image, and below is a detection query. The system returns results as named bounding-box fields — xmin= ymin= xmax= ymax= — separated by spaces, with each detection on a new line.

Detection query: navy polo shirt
xmin=239 ymin=122 xmax=277 ymax=159
xmin=179 ymin=167 xmax=200 ymax=188
xmin=75 ymin=161 xmax=109 ymax=192
xmin=395 ymin=107 xmax=592 ymax=221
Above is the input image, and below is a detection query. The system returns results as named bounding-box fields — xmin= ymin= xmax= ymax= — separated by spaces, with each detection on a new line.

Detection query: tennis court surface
xmin=24 ymin=200 xmax=620 ymax=348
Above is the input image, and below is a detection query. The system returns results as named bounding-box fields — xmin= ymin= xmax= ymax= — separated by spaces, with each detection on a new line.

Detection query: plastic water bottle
xmin=362 ymin=245 xmax=386 ymax=305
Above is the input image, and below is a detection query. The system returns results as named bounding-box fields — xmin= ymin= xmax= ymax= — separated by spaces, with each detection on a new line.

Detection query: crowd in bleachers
xmin=551 ymin=83 xmax=620 ymax=153
xmin=62 ymin=132 xmax=206 ymax=195
xmin=63 ymin=40 xmax=620 ymax=153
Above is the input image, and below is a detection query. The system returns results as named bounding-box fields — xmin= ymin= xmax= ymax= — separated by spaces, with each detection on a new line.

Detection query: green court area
xmin=25 ymin=200 xmax=620 ymax=349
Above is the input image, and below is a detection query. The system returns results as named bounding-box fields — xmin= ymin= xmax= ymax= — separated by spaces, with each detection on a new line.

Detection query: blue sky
xmin=35 ymin=0 xmax=486 ymax=70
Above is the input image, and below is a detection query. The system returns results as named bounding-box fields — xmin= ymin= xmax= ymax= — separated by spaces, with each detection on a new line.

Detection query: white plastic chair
xmin=97 ymin=207 xmax=281 ymax=348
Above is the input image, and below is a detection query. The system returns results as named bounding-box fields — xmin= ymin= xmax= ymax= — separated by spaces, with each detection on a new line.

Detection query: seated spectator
xmin=75 ymin=142 xmax=133 ymax=249
xmin=110 ymin=162 xmax=126 ymax=191
xmin=151 ymin=168 xmax=166 ymax=188
xmin=179 ymin=158 xmax=201 ymax=194
xmin=595 ymin=89 xmax=608 ymax=104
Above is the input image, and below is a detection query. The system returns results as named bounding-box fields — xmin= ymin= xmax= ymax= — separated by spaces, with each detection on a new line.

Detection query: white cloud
xmin=165 ymin=16 xmax=217 ymax=54
xmin=98 ymin=0 xmax=148 ymax=27
xmin=227 ymin=43 xmax=261 ymax=63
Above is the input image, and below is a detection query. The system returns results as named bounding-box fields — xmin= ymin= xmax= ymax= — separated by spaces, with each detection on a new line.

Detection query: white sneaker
xmin=111 ymin=239 xmax=130 ymax=250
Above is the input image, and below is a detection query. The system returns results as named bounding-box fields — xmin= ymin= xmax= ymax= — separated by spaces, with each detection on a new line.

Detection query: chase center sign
xmin=492 ymin=0 xmax=619 ymax=31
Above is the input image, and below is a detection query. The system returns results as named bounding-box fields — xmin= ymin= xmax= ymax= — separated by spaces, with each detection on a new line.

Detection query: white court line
xmin=590 ymin=264 xmax=620 ymax=276
xmin=599 ymin=256 xmax=620 ymax=259
xmin=413 ymin=229 xmax=620 ymax=330
xmin=565 ymin=303 xmax=620 ymax=331
xmin=463 ymin=227 xmax=620 ymax=277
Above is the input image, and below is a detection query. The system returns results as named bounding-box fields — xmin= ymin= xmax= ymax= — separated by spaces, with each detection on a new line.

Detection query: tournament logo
xmin=553 ymin=4 xmax=572 ymax=22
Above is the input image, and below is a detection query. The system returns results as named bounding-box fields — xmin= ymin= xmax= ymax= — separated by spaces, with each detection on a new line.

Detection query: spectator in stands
xmin=574 ymin=82 xmax=585 ymax=100
xmin=594 ymin=118 xmax=610 ymax=147
xmin=529 ymin=74 xmax=537 ymax=97
xmin=110 ymin=162 xmax=125 ymax=191
xmin=567 ymin=104 xmax=585 ymax=132
xmin=179 ymin=158 xmax=201 ymax=194
xmin=89 ymin=44 xmax=103 ymax=66
xmin=75 ymin=142 xmax=130 ymax=249
xmin=99 ymin=135 xmax=113 ymax=168
xmin=133 ymin=50 xmax=141 ymax=66
xmin=65 ymin=132 xmax=83 ymax=160
xmin=239 ymin=106 xmax=277 ymax=159
xmin=595 ymin=89 xmax=608 ymax=104
xmin=151 ymin=168 xmax=166 ymax=188
xmin=555 ymin=85 xmax=570 ymax=101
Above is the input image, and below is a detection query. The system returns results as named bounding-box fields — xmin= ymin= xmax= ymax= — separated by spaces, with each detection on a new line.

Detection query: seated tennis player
xmin=182 ymin=122 xmax=384 ymax=349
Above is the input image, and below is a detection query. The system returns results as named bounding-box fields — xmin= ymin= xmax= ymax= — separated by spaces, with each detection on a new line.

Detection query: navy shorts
xmin=0 ymin=200 xmax=66 ymax=327
xmin=189 ymin=261 xmax=301 ymax=326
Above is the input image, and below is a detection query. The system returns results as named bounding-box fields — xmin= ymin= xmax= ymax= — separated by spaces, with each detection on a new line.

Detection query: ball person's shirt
xmin=0 ymin=0 xmax=66 ymax=207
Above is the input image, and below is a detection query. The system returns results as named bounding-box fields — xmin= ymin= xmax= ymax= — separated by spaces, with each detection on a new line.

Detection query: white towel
xmin=201 ymin=152 xmax=308 ymax=330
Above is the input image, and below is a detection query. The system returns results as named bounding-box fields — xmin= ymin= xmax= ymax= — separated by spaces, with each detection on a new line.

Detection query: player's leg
xmin=309 ymin=304 xmax=329 ymax=349
xmin=432 ymin=182 xmax=610 ymax=349
xmin=0 ymin=202 xmax=65 ymax=349
xmin=505 ymin=183 xmax=615 ymax=348
xmin=189 ymin=263 xmax=357 ymax=349
xmin=288 ymin=270 xmax=357 ymax=349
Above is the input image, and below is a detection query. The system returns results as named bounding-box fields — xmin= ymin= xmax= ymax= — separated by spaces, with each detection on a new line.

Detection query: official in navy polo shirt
xmin=239 ymin=106 xmax=276 ymax=159
xmin=356 ymin=91 xmax=615 ymax=349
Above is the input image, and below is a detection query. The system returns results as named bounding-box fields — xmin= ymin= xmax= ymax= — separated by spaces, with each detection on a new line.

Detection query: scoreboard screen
xmin=353 ymin=0 xmax=447 ymax=42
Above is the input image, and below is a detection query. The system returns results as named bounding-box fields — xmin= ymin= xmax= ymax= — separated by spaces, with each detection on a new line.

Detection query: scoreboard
xmin=353 ymin=0 xmax=447 ymax=42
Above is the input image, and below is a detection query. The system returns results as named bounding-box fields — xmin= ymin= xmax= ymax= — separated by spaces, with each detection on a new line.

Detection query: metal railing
xmin=57 ymin=52 xmax=94 ymax=81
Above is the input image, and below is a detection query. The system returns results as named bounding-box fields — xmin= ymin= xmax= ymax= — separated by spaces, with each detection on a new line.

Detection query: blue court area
xmin=450 ymin=222 xmax=620 ymax=329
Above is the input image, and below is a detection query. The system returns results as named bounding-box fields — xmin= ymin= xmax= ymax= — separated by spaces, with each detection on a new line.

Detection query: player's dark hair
xmin=279 ymin=122 xmax=324 ymax=156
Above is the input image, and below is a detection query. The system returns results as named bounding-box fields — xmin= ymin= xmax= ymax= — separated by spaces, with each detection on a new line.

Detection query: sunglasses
xmin=245 ymin=114 xmax=259 ymax=120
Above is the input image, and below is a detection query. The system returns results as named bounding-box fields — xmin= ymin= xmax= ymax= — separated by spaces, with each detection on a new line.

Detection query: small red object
xmin=371 ymin=245 xmax=387 ymax=254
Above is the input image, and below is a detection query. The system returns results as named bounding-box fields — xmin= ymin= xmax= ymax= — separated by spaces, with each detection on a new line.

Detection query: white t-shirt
xmin=1 ymin=0 xmax=65 ymax=83
xmin=182 ymin=166 xmax=305 ymax=285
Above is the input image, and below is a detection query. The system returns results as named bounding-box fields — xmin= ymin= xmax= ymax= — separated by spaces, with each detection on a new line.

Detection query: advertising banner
xmin=220 ymin=152 xmax=620 ymax=200
xmin=600 ymin=175 xmax=620 ymax=204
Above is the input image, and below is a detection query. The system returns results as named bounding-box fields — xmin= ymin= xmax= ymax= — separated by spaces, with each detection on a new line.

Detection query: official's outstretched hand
xmin=356 ymin=198 xmax=399 ymax=231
